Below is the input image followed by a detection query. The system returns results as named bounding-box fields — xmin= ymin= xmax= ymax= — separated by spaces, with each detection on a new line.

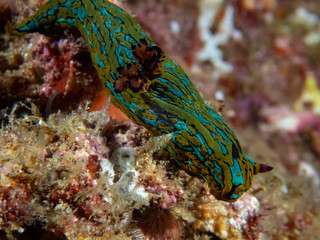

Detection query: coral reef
xmin=1 ymin=0 xmax=320 ymax=239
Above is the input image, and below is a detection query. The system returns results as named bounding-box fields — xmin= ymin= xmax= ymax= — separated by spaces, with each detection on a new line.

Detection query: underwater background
xmin=0 ymin=0 xmax=320 ymax=239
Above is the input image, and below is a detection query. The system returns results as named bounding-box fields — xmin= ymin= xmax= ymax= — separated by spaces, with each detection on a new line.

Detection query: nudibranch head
xmin=205 ymin=153 xmax=273 ymax=202
xmin=168 ymin=131 xmax=273 ymax=202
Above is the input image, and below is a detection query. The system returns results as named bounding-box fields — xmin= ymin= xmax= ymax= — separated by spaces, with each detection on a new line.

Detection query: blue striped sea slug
xmin=12 ymin=0 xmax=272 ymax=202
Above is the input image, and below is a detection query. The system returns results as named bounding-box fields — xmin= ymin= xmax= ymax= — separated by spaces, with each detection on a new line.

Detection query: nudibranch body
xmin=13 ymin=0 xmax=272 ymax=201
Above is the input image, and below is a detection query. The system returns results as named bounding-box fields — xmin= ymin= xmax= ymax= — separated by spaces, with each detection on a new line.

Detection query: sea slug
xmin=12 ymin=0 xmax=272 ymax=201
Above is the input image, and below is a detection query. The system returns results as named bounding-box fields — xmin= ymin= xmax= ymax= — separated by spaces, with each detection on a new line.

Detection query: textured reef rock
xmin=1 ymin=0 xmax=320 ymax=239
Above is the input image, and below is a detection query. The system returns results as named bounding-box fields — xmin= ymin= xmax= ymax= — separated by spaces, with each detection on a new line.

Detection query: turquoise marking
xmin=83 ymin=24 xmax=94 ymax=47
xmin=231 ymin=193 xmax=240 ymax=200
xmin=79 ymin=5 xmax=88 ymax=19
xmin=168 ymin=146 xmax=176 ymax=158
xmin=46 ymin=6 xmax=58 ymax=16
xmin=95 ymin=53 xmax=105 ymax=68
xmin=209 ymin=169 xmax=222 ymax=186
xmin=230 ymin=159 xmax=244 ymax=187
xmin=56 ymin=18 xmax=77 ymax=26
xmin=213 ymin=161 xmax=223 ymax=175
xmin=215 ymin=126 xmax=230 ymax=142
xmin=18 ymin=21 xmax=39 ymax=32
xmin=218 ymin=142 xmax=228 ymax=155
xmin=101 ymin=7 xmax=112 ymax=18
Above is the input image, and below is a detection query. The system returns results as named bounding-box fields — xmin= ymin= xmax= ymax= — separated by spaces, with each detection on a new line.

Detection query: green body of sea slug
xmin=12 ymin=0 xmax=272 ymax=202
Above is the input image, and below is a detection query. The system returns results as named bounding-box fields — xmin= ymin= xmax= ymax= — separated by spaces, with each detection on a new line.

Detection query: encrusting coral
xmin=0 ymin=100 xmax=150 ymax=239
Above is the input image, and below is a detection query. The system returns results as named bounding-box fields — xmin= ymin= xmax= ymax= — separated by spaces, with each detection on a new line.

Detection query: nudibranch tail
xmin=12 ymin=0 xmax=273 ymax=202
xmin=12 ymin=0 xmax=64 ymax=35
